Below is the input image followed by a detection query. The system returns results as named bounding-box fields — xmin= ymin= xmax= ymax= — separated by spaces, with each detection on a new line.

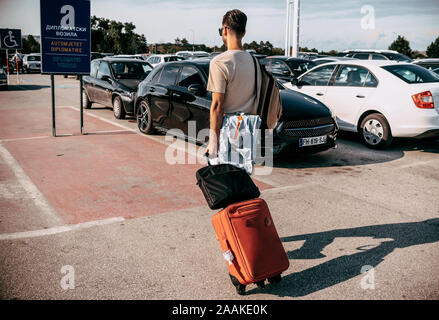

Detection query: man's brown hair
xmin=222 ymin=9 xmax=247 ymax=37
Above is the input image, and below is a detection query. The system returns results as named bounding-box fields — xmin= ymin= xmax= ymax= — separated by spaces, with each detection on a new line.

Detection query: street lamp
xmin=285 ymin=0 xmax=300 ymax=57
xmin=285 ymin=0 xmax=291 ymax=57
xmin=189 ymin=29 xmax=195 ymax=52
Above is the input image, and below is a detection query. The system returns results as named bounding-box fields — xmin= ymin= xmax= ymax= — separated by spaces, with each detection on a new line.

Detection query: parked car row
xmin=82 ymin=56 xmax=338 ymax=155
xmin=81 ymin=49 xmax=439 ymax=152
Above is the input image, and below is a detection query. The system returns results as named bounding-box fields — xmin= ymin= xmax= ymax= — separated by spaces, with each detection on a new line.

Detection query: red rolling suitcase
xmin=212 ymin=198 xmax=289 ymax=295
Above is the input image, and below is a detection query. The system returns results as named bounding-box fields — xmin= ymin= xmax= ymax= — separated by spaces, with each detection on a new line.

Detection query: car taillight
xmin=412 ymin=91 xmax=434 ymax=109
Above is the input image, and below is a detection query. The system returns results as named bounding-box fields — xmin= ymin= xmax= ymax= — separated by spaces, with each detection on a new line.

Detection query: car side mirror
xmin=188 ymin=84 xmax=205 ymax=96
xmin=291 ymin=78 xmax=299 ymax=86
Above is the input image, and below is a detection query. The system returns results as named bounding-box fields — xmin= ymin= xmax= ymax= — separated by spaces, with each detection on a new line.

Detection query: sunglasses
xmin=218 ymin=26 xmax=229 ymax=36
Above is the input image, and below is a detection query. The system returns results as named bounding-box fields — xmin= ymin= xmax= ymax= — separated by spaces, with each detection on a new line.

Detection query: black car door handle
xmin=150 ymin=87 xmax=156 ymax=93
xmin=356 ymin=94 xmax=365 ymax=98
xmin=316 ymin=92 xmax=324 ymax=96
xmin=173 ymin=93 xmax=182 ymax=99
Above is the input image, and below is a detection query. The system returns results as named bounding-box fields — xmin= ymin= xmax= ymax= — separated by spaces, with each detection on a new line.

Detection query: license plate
xmin=299 ymin=135 xmax=327 ymax=147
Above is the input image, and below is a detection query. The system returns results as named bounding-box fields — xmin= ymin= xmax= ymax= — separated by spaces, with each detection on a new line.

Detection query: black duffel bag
xmin=196 ymin=155 xmax=260 ymax=210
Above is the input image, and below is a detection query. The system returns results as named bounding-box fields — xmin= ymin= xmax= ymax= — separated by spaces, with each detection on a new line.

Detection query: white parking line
xmin=0 ymin=142 xmax=64 ymax=226
xmin=0 ymin=136 xmax=50 ymax=142
xmin=0 ymin=217 xmax=125 ymax=241
xmin=62 ymin=105 xmax=204 ymax=160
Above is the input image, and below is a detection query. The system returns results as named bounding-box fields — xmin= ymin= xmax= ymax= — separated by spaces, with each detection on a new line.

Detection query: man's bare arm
xmin=207 ymin=92 xmax=225 ymax=155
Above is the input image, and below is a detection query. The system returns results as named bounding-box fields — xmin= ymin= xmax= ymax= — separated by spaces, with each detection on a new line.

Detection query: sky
xmin=0 ymin=0 xmax=438 ymax=52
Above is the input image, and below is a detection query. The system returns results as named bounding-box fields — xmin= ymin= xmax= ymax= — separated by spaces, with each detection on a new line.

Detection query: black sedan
xmin=0 ymin=68 xmax=7 ymax=90
xmin=260 ymin=56 xmax=316 ymax=82
xmin=134 ymin=59 xmax=337 ymax=156
xmin=412 ymin=59 xmax=439 ymax=75
xmin=82 ymin=57 xmax=153 ymax=119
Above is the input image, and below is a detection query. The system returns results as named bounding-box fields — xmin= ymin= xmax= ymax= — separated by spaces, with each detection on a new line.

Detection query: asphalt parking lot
xmin=0 ymin=74 xmax=438 ymax=300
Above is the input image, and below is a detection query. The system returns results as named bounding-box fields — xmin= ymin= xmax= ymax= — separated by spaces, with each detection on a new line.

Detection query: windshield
xmin=386 ymin=53 xmax=412 ymax=62
xmin=28 ymin=55 xmax=41 ymax=61
xmin=164 ymin=56 xmax=179 ymax=62
xmin=110 ymin=62 xmax=153 ymax=80
xmin=382 ymin=64 xmax=439 ymax=84
xmin=199 ymin=64 xmax=210 ymax=78
xmin=286 ymin=60 xmax=316 ymax=74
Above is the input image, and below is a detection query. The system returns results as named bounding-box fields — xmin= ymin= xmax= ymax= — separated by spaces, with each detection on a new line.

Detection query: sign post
xmin=15 ymin=50 xmax=20 ymax=84
xmin=40 ymin=0 xmax=91 ymax=137
xmin=284 ymin=0 xmax=300 ymax=57
xmin=6 ymin=49 xmax=9 ymax=84
xmin=51 ymin=74 xmax=56 ymax=137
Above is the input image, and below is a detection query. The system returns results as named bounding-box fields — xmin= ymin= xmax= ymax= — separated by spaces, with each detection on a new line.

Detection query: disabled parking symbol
xmin=0 ymin=29 xmax=22 ymax=50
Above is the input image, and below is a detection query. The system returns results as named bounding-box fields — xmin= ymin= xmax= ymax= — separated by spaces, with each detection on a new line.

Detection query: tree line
xmin=18 ymin=16 xmax=439 ymax=58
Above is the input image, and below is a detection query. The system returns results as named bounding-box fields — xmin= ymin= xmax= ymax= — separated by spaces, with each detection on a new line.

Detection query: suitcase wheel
xmin=256 ymin=280 xmax=265 ymax=289
xmin=268 ymin=274 xmax=282 ymax=284
xmin=229 ymin=273 xmax=246 ymax=295
xmin=235 ymin=283 xmax=246 ymax=295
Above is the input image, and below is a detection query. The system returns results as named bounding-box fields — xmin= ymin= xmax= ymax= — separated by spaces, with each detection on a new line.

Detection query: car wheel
xmin=82 ymin=90 xmax=92 ymax=109
xmin=137 ymin=100 xmax=154 ymax=134
xmin=359 ymin=113 xmax=392 ymax=149
xmin=113 ymin=96 xmax=125 ymax=119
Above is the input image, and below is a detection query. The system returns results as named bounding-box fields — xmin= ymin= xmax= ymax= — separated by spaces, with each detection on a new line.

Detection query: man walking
xmin=205 ymin=9 xmax=261 ymax=171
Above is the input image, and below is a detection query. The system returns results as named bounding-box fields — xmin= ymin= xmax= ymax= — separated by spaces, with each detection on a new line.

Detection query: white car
xmin=146 ymin=54 xmax=183 ymax=67
xmin=175 ymin=51 xmax=209 ymax=60
xmin=23 ymin=53 xmax=41 ymax=73
xmin=284 ymin=60 xmax=439 ymax=148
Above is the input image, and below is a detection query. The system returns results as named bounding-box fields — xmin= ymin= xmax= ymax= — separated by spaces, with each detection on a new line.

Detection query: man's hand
xmin=205 ymin=140 xmax=218 ymax=157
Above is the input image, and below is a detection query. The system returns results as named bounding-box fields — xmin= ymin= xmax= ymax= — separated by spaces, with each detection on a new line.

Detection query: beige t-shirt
xmin=207 ymin=50 xmax=261 ymax=115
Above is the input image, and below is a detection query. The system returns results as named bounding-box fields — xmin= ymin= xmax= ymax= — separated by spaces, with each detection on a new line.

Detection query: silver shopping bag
xmin=211 ymin=113 xmax=262 ymax=175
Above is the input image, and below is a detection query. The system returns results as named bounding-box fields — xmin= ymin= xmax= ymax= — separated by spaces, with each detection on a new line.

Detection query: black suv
xmin=260 ymin=56 xmax=316 ymax=82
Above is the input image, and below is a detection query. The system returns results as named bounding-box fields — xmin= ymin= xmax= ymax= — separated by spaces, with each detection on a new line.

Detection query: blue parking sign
xmin=40 ymin=0 xmax=91 ymax=74
xmin=0 ymin=29 xmax=22 ymax=50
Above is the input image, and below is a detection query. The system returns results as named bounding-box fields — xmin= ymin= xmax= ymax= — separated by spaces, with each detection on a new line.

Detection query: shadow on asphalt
xmin=245 ymin=219 xmax=439 ymax=297
xmin=273 ymin=132 xmax=439 ymax=169
xmin=339 ymin=131 xmax=439 ymax=155
xmin=88 ymin=106 xmax=112 ymax=111
xmin=83 ymin=130 xmax=136 ymax=136
xmin=3 ymin=84 xmax=50 ymax=91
